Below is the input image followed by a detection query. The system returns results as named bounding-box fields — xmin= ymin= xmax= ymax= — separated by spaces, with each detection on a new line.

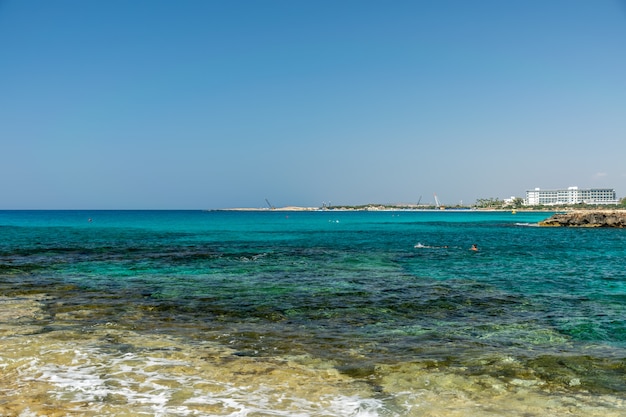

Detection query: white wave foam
xmin=24 ymin=344 xmax=389 ymax=417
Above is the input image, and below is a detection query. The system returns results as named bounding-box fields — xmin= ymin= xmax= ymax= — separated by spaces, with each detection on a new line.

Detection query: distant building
xmin=503 ymin=196 xmax=518 ymax=205
xmin=525 ymin=186 xmax=618 ymax=206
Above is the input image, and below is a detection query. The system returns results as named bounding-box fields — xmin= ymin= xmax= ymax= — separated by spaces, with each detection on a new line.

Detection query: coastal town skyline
xmin=1 ymin=1 xmax=625 ymax=209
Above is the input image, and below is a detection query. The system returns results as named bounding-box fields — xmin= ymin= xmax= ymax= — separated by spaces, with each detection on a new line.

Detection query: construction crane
xmin=434 ymin=193 xmax=445 ymax=210
xmin=265 ymin=198 xmax=275 ymax=210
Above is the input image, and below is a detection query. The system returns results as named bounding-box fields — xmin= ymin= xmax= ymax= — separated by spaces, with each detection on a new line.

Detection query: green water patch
xmin=558 ymin=319 xmax=626 ymax=344
xmin=548 ymin=295 xmax=626 ymax=346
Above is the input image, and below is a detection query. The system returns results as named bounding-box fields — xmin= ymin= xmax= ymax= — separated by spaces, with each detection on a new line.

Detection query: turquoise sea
xmin=1 ymin=210 xmax=625 ymax=416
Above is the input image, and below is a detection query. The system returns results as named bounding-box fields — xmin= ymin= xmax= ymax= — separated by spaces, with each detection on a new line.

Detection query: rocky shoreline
xmin=539 ymin=210 xmax=626 ymax=228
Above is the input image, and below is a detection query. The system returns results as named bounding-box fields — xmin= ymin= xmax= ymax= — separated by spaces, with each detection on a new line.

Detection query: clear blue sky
xmin=1 ymin=0 xmax=625 ymax=209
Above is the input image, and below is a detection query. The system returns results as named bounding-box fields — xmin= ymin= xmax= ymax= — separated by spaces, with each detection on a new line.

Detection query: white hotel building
xmin=525 ymin=186 xmax=618 ymax=206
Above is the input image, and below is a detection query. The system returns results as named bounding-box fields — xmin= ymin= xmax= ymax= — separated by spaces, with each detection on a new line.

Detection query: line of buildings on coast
xmin=232 ymin=186 xmax=620 ymax=212
xmin=522 ymin=186 xmax=618 ymax=206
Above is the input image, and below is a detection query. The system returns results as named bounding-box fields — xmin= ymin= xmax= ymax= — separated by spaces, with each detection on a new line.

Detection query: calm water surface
xmin=1 ymin=210 xmax=625 ymax=416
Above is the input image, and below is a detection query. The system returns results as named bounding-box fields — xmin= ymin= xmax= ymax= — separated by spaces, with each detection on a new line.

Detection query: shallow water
xmin=1 ymin=210 xmax=625 ymax=416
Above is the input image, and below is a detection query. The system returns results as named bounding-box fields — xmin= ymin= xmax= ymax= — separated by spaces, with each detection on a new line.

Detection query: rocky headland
xmin=539 ymin=210 xmax=626 ymax=228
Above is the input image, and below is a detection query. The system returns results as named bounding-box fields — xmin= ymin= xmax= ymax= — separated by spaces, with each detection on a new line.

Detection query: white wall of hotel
xmin=524 ymin=186 xmax=618 ymax=206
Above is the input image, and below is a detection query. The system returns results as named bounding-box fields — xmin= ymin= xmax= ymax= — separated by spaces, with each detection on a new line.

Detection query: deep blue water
xmin=1 ymin=209 xmax=626 ymax=415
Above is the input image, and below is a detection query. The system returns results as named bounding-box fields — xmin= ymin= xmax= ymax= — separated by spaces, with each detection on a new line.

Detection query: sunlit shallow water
xmin=1 ymin=210 xmax=625 ymax=416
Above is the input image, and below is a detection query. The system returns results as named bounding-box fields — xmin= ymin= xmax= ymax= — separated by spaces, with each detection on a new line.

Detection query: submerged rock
xmin=539 ymin=210 xmax=626 ymax=228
